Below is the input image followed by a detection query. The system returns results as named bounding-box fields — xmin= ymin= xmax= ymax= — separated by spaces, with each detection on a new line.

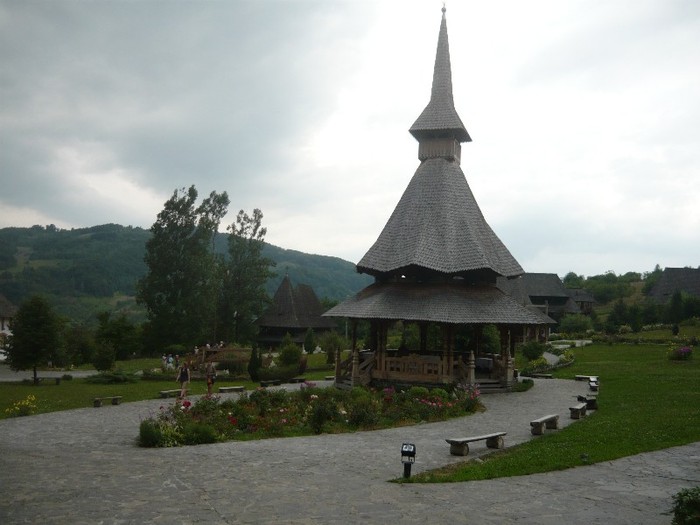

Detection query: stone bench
xmin=35 ymin=377 xmax=61 ymax=385
xmin=576 ymin=394 xmax=598 ymax=410
xmin=259 ymin=380 xmax=282 ymax=387
xmin=531 ymin=373 xmax=553 ymax=379
xmin=218 ymin=386 xmax=244 ymax=393
xmin=93 ymin=396 xmax=122 ymax=407
xmin=445 ymin=432 xmax=507 ymax=456
xmin=159 ymin=389 xmax=185 ymax=398
xmin=589 ymin=380 xmax=599 ymax=392
xmin=530 ymin=414 xmax=559 ymax=435
xmin=569 ymin=402 xmax=587 ymax=419
xmin=324 ymin=375 xmax=335 ymax=381
xmin=287 ymin=377 xmax=306 ymax=384
xmin=575 ymin=375 xmax=598 ymax=382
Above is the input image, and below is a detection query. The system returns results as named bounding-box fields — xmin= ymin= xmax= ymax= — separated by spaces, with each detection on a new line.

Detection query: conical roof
xmin=256 ymin=275 xmax=336 ymax=330
xmin=409 ymin=7 xmax=470 ymax=143
xmin=357 ymin=157 xmax=523 ymax=279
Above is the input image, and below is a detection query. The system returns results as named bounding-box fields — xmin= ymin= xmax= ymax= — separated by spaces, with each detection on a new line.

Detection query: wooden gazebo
xmin=324 ymin=8 xmax=551 ymax=391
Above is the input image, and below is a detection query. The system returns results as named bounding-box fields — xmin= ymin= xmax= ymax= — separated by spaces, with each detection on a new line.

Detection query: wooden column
xmin=467 ymin=350 xmax=476 ymax=385
xmin=351 ymin=320 xmax=359 ymax=385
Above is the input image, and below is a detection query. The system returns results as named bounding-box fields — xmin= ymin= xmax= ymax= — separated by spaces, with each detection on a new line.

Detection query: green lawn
xmin=407 ymin=343 xmax=700 ymax=482
xmin=0 ymin=353 xmax=338 ymax=418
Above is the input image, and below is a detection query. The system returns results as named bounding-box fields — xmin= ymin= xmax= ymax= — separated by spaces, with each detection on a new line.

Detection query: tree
xmin=558 ymin=314 xmax=592 ymax=335
xmin=137 ymin=186 xmax=229 ymax=350
xmin=96 ymin=312 xmax=141 ymax=360
xmin=6 ymin=295 xmax=62 ymax=384
xmin=317 ymin=330 xmax=346 ymax=365
xmin=563 ymin=272 xmax=585 ymax=289
xmin=304 ymin=328 xmax=316 ymax=354
xmin=218 ymin=208 xmax=275 ymax=345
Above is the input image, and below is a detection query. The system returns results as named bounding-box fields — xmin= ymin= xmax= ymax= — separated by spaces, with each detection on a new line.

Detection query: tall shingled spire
xmin=409 ymin=6 xmax=470 ymax=163
xmin=356 ymin=7 xmax=523 ymax=281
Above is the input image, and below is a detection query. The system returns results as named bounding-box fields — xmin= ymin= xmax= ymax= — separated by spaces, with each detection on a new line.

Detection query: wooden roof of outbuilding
xmin=256 ymin=275 xmax=336 ymax=330
xmin=649 ymin=267 xmax=700 ymax=303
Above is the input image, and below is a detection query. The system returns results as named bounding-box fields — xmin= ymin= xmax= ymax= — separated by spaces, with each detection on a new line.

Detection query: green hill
xmin=0 ymin=224 xmax=372 ymax=325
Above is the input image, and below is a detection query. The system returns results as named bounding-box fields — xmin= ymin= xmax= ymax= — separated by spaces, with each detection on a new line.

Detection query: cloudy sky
xmin=2 ymin=0 xmax=699 ymax=278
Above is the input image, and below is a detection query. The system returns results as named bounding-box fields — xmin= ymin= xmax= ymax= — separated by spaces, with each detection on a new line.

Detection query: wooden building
xmin=648 ymin=267 xmax=700 ymax=304
xmin=256 ymin=275 xmax=336 ymax=350
xmin=325 ymin=8 xmax=550 ymax=390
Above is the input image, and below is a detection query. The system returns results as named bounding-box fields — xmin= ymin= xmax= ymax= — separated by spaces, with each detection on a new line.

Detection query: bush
xmin=247 ymin=347 xmax=262 ymax=381
xmin=139 ymin=419 xmax=164 ymax=447
xmin=93 ymin=342 xmax=116 ymax=372
xmin=558 ymin=314 xmax=593 ymax=336
xmin=521 ymin=341 xmax=546 ymax=361
xmin=347 ymin=396 xmax=380 ymax=428
xmin=668 ymin=346 xmax=693 ymax=361
xmin=85 ymin=370 xmax=139 ymax=384
xmin=671 ymin=486 xmax=700 ymax=525
xmin=258 ymin=365 xmax=299 ymax=382
xmin=278 ymin=336 xmax=302 ymax=367
xmin=520 ymin=357 xmax=550 ymax=376
xmin=182 ymin=422 xmax=218 ymax=445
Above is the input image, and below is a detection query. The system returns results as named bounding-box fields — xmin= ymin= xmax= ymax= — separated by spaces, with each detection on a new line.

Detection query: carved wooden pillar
xmin=467 ymin=350 xmax=476 ymax=385
xmin=351 ymin=320 xmax=359 ymax=385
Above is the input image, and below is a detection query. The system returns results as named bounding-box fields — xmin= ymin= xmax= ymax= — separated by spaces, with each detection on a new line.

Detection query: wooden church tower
xmin=325 ymin=8 xmax=548 ymax=389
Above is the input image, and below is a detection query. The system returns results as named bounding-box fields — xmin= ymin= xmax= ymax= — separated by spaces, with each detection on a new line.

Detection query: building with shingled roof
xmin=325 ymin=8 xmax=549 ymax=390
xmin=256 ymin=274 xmax=337 ymax=350
xmin=649 ymin=267 xmax=700 ymax=304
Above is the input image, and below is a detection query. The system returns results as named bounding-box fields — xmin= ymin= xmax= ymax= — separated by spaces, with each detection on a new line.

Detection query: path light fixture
xmin=401 ymin=442 xmax=416 ymax=478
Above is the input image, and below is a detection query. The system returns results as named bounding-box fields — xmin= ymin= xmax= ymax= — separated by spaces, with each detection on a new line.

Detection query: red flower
xmin=228 ymin=416 xmax=238 ymax=426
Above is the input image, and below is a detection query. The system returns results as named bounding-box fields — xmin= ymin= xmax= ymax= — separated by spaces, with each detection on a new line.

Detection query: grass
xmin=407 ymin=343 xmax=700 ymax=483
xmin=0 ymin=352 xmax=340 ymax=419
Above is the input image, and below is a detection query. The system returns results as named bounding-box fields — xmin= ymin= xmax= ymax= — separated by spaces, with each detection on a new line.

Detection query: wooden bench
xmin=569 ymin=402 xmax=587 ymax=419
xmin=218 ymin=386 xmax=244 ymax=393
xmin=159 ymin=389 xmax=185 ymax=398
xmin=530 ymin=414 xmax=559 ymax=435
xmin=576 ymin=394 xmax=598 ymax=410
xmin=93 ymin=396 xmax=122 ymax=407
xmin=445 ymin=432 xmax=507 ymax=456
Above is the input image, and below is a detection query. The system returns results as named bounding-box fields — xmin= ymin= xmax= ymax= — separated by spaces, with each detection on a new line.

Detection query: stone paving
xmin=0 ymin=377 xmax=698 ymax=524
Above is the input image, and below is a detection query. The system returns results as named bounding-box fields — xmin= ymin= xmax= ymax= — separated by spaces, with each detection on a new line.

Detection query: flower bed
xmin=668 ymin=346 xmax=693 ymax=361
xmin=138 ymin=383 xmax=483 ymax=447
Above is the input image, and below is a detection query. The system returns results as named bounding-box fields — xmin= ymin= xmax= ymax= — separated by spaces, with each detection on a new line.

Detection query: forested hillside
xmin=0 ymin=224 xmax=372 ymax=324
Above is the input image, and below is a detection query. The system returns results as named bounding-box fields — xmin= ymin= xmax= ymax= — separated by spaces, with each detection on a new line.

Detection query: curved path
xmin=1 ymin=379 xmax=698 ymax=524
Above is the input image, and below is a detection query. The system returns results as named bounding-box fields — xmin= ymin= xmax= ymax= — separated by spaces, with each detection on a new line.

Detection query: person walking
xmin=205 ymin=361 xmax=216 ymax=396
xmin=176 ymin=361 xmax=191 ymax=399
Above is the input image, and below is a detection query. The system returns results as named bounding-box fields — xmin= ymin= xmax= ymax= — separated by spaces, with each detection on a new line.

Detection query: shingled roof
xmin=357 ymin=158 xmax=524 ymax=278
xmin=256 ymin=275 xmax=336 ymax=330
xmin=409 ymin=7 xmax=470 ymax=143
xmin=649 ymin=267 xmax=700 ymax=303
xmin=327 ymin=281 xmax=548 ymax=325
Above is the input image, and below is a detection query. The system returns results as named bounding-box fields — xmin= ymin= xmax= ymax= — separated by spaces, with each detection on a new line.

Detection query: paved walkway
xmin=1 ymin=378 xmax=698 ymax=524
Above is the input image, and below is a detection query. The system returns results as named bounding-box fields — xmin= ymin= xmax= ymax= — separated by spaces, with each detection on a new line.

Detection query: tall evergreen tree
xmin=6 ymin=295 xmax=62 ymax=384
xmin=137 ymin=186 xmax=229 ymax=349
xmin=218 ymin=209 xmax=275 ymax=345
